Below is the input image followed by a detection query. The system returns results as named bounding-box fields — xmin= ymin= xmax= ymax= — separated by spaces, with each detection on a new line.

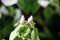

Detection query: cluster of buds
xmin=9 ymin=15 xmax=39 ymax=40
xmin=9 ymin=15 xmax=33 ymax=40
xmin=20 ymin=15 xmax=33 ymax=23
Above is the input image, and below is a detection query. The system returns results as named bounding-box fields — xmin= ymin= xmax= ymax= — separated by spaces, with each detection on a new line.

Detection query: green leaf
xmin=24 ymin=0 xmax=31 ymax=13
xmin=17 ymin=0 xmax=31 ymax=13
xmin=17 ymin=0 xmax=25 ymax=11
xmin=19 ymin=26 xmax=28 ymax=36
xmin=50 ymin=0 xmax=59 ymax=6
xmin=7 ymin=6 xmax=15 ymax=17
xmin=24 ymin=28 xmax=30 ymax=37
xmin=14 ymin=36 xmax=23 ymax=40
xmin=31 ymin=28 xmax=40 ymax=40
xmin=31 ymin=0 xmax=40 ymax=14
xmin=17 ymin=0 xmax=40 ymax=14
xmin=43 ymin=7 xmax=53 ymax=20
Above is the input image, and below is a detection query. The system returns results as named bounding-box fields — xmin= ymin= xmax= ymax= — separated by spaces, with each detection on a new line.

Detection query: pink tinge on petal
xmin=28 ymin=16 xmax=33 ymax=23
xmin=20 ymin=15 xmax=25 ymax=23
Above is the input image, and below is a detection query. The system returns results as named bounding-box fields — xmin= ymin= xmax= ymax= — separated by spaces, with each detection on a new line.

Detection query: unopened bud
xmin=20 ymin=15 xmax=25 ymax=23
xmin=28 ymin=16 xmax=33 ymax=23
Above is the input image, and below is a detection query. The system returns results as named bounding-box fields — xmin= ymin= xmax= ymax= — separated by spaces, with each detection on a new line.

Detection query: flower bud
xmin=20 ymin=15 xmax=25 ymax=23
xmin=28 ymin=15 xmax=33 ymax=23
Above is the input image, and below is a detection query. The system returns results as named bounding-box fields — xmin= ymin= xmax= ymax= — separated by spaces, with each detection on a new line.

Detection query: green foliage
xmin=50 ymin=0 xmax=59 ymax=5
xmin=17 ymin=0 xmax=31 ymax=13
xmin=31 ymin=28 xmax=40 ymax=40
xmin=43 ymin=7 xmax=53 ymax=20
xmin=31 ymin=0 xmax=40 ymax=14
xmin=9 ymin=21 xmax=40 ymax=40
xmin=7 ymin=6 xmax=15 ymax=17
xmin=17 ymin=0 xmax=40 ymax=14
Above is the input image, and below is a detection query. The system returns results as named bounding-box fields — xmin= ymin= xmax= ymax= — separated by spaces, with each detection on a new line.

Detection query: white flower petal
xmin=14 ymin=8 xmax=22 ymax=22
xmin=1 ymin=0 xmax=18 ymax=6
xmin=38 ymin=0 xmax=49 ymax=8
xmin=20 ymin=15 xmax=25 ymax=23
xmin=1 ymin=5 xmax=9 ymax=15
xmin=28 ymin=16 xmax=33 ymax=23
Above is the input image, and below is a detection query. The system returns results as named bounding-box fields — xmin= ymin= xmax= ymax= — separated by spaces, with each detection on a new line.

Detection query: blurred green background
xmin=0 ymin=0 xmax=60 ymax=40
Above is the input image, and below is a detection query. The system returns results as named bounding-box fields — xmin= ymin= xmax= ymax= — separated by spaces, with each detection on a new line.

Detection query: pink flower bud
xmin=28 ymin=16 xmax=33 ymax=23
xmin=20 ymin=15 xmax=25 ymax=23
